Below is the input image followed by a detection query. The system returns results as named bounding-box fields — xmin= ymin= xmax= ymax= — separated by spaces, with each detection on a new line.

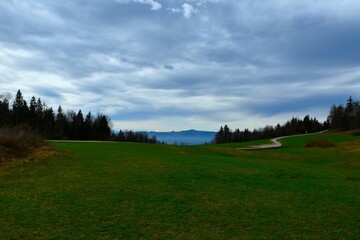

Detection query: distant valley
xmin=147 ymin=129 xmax=216 ymax=145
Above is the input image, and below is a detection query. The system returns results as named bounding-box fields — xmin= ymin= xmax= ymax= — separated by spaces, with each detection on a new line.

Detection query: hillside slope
xmin=0 ymin=132 xmax=359 ymax=239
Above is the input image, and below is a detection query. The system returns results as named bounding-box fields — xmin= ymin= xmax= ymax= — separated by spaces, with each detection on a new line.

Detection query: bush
xmin=350 ymin=129 xmax=360 ymax=136
xmin=0 ymin=125 xmax=43 ymax=162
xmin=305 ymin=139 xmax=335 ymax=148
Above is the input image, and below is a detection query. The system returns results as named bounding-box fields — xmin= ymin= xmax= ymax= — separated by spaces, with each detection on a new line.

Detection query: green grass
xmin=0 ymin=132 xmax=359 ymax=239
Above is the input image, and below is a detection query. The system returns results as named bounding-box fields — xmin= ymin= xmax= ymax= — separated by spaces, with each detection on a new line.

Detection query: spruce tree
xmin=215 ymin=126 xmax=225 ymax=143
xmin=232 ymin=128 xmax=241 ymax=142
xmin=0 ymin=96 xmax=11 ymax=126
xmin=43 ymin=107 xmax=55 ymax=138
xmin=29 ymin=96 xmax=37 ymax=128
xmin=75 ymin=110 xmax=85 ymax=139
xmin=55 ymin=105 xmax=68 ymax=139
xmin=345 ymin=96 xmax=355 ymax=130
xmin=12 ymin=90 xmax=29 ymax=125
xmin=35 ymin=98 xmax=44 ymax=130
xmin=223 ymin=124 xmax=232 ymax=143
xmin=118 ymin=130 xmax=126 ymax=142
xmin=84 ymin=112 xmax=93 ymax=140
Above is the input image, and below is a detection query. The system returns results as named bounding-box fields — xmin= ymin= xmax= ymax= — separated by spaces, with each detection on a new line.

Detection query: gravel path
xmin=237 ymin=131 xmax=327 ymax=150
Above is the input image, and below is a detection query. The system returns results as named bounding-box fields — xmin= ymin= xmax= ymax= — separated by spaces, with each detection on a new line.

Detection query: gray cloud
xmin=1 ymin=0 xmax=360 ymax=131
xmin=115 ymin=0 xmax=162 ymax=10
xmin=164 ymin=65 xmax=174 ymax=70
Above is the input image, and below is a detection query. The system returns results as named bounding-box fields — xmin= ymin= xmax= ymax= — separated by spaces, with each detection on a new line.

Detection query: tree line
xmin=328 ymin=96 xmax=360 ymax=131
xmin=1 ymin=90 xmax=112 ymax=140
xmin=214 ymin=96 xmax=360 ymax=144
xmin=213 ymin=115 xmax=326 ymax=144
xmin=114 ymin=130 xmax=158 ymax=144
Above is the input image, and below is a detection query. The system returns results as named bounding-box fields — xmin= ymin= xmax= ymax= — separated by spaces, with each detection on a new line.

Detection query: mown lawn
xmin=0 ymin=132 xmax=359 ymax=239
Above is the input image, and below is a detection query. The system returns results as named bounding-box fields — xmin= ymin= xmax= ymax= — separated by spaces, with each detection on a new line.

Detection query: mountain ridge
xmin=146 ymin=129 xmax=216 ymax=145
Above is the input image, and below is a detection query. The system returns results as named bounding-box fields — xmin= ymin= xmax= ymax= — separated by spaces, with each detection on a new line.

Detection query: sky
xmin=1 ymin=0 xmax=360 ymax=131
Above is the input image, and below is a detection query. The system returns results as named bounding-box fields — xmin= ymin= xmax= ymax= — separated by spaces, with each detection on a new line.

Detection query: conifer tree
xmin=84 ymin=112 xmax=93 ymax=140
xmin=42 ymin=107 xmax=55 ymax=138
xmin=214 ymin=126 xmax=225 ymax=143
xmin=12 ymin=90 xmax=29 ymax=125
xmin=118 ymin=130 xmax=126 ymax=142
xmin=232 ymin=128 xmax=241 ymax=142
xmin=29 ymin=96 xmax=37 ymax=127
xmin=0 ymin=95 xmax=11 ymax=125
xmin=345 ymin=96 xmax=355 ymax=130
xmin=223 ymin=124 xmax=232 ymax=143
xmin=55 ymin=105 xmax=68 ymax=139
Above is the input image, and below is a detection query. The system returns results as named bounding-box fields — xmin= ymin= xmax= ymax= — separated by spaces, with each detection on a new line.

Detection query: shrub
xmin=305 ymin=139 xmax=335 ymax=148
xmin=350 ymin=129 xmax=360 ymax=136
xmin=0 ymin=125 xmax=43 ymax=162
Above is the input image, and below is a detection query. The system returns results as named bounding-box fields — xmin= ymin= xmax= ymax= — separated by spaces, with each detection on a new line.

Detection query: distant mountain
xmin=147 ymin=129 xmax=216 ymax=145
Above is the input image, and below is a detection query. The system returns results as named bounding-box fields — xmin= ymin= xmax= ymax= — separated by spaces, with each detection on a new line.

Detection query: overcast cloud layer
xmin=1 ymin=0 xmax=360 ymax=131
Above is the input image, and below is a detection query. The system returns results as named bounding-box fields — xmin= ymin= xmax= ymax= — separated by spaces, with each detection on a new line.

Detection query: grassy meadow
xmin=0 ymin=132 xmax=359 ymax=239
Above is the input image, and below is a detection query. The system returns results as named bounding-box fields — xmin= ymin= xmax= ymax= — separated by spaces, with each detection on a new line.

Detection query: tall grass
xmin=0 ymin=125 xmax=43 ymax=162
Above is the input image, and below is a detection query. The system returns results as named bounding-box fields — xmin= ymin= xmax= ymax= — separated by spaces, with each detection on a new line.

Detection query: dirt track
xmin=237 ymin=131 xmax=327 ymax=150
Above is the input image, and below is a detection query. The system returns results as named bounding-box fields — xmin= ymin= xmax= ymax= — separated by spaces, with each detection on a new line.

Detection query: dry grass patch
xmin=305 ymin=139 xmax=335 ymax=148
xmin=0 ymin=125 xmax=51 ymax=164
xmin=350 ymin=129 xmax=360 ymax=136
xmin=341 ymin=140 xmax=360 ymax=152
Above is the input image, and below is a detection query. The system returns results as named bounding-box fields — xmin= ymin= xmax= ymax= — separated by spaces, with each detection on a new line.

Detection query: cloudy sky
xmin=1 ymin=0 xmax=360 ymax=131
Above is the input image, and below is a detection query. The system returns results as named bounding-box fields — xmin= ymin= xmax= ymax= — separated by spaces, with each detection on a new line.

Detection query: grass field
xmin=0 ymin=132 xmax=359 ymax=239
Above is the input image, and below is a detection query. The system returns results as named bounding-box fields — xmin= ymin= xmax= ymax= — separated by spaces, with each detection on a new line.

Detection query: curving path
xmin=237 ymin=130 xmax=327 ymax=150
